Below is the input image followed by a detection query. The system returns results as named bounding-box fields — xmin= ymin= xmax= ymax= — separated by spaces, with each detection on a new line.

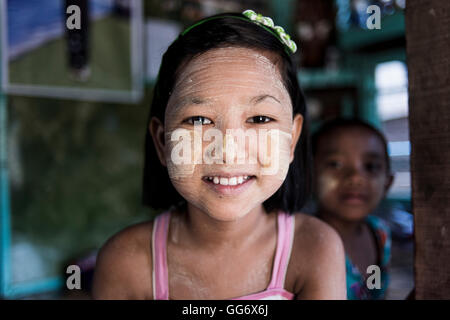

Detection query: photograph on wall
xmin=1 ymin=0 xmax=143 ymax=103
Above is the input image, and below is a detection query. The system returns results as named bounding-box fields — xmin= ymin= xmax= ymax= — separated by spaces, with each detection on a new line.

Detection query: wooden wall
xmin=406 ymin=0 xmax=450 ymax=299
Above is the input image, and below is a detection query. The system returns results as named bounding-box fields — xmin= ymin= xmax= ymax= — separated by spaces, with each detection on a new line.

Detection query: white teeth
xmin=206 ymin=175 xmax=253 ymax=186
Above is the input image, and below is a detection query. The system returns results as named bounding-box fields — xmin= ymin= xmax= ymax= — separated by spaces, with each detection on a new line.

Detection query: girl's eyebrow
xmin=250 ymin=94 xmax=281 ymax=105
xmin=172 ymin=96 xmax=211 ymax=111
xmin=321 ymin=149 xmax=340 ymax=157
xmin=364 ymin=152 xmax=384 ymax=160
xmin=191 ymin=96 xmax=208 ymax=105
xmin=174 ymin=94 xmax=280 ymax=111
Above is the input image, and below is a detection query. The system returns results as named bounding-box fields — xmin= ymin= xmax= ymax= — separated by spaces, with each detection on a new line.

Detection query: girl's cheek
xmin=165 ymin=129 xmax=198 ymax=180
xmin=163 ymin=125 xmax=294 ymax=185
xmin=258 ymin=129 xmax=292 ymax=181
xmin=317 ymin=173 xmax=340 ymax=202
xmin=370 ymin=174 xmax=389 ymax=202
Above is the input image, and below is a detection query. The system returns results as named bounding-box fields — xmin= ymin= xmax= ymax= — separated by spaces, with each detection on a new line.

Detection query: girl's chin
xmin=207 ymin=207 xmax=251 ymax=222
xmin=195 ymin=202 xmax=259 ymax=222
xmin=335 ymin=209 xmax=371 ymax=222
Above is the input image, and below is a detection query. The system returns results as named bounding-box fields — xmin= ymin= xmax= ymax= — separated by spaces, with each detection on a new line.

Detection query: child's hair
xmin=311 ymin=118 xmax=391 ymax=173
xmin=142 ymin=12 xmax=311 ymax=214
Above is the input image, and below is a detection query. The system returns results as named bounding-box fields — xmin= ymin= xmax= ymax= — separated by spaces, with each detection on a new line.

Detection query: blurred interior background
xmin=0 ymin=0 xmax=413 ymax=299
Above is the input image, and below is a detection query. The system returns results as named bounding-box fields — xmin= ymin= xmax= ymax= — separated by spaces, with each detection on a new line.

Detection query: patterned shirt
xmin=346 ymin=215 xmax=391 ymax=300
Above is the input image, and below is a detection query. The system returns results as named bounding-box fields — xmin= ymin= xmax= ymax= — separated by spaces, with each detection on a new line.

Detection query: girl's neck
xmin=316 ymin=209 xmax=365 ymax=241
xmin=172 ymin=203 xmax=274 ymax=253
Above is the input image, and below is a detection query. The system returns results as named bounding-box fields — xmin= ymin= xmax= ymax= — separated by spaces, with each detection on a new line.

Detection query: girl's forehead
xmin=183 ymin=47 xmax=280 ymax=74
xmin=170 ymin=47 xmax=290 ymax=104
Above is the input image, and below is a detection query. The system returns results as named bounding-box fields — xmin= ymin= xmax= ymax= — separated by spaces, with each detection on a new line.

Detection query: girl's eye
xmin=365 ymin=162 xmax=382 ymax=174
xmin=326 ymin=160 xmax=342 ymax=169
xmin=183 ymin=116 xmax=212 ymax=125
xmin=247 ymin=116 xmax=274 ymax=124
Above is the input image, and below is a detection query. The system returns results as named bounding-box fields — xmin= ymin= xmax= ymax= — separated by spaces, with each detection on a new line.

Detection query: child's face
xmin=151 ymin=47 xmax=303 ymax=221
xmin=314 ymin=127 xmax=393 ymax=222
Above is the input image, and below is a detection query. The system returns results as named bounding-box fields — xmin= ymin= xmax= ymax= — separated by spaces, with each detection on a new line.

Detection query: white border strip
xmin=5 ymin=84 xmax=141 ymax=103
xmin=131 ymin=0 xmax=144 ymax=97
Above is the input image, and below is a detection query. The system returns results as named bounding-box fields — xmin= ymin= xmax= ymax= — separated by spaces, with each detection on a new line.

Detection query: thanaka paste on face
xmin=165 ymin=47 xmax=293 ymax=176
xmin=317 ymin=173 xmax=339 ymax=202
xmin=162 ymin=47 xmax=297 ymax=221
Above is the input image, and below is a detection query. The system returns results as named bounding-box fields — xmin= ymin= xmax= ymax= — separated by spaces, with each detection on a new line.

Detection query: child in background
xmin=312 ymin=118 xmax=394 ymax=299
xmin=92 ymin=10 xmax=347 ymax=300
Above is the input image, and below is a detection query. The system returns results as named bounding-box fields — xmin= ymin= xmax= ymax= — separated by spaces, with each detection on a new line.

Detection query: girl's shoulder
xmin=291 ymin=212 xmax=342 ymax=249
xmin=92 ymin=218 xmax=155 ymax=299
xmin=286 ymin=212 xmax=346 ymax=296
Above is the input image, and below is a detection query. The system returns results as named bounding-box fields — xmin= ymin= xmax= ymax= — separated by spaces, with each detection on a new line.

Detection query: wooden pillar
xmin=406 ymin=0 xmax=450 ymax=299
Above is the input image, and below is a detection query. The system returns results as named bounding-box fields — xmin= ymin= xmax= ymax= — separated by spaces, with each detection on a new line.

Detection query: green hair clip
xmin=180 ymin=9 xmax=298 ymax=55
xmin=242 ymin=9 xmax=298 ymax=54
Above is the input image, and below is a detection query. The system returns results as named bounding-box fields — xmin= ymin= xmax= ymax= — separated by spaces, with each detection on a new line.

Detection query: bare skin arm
xmin=295 ymin=217 xmax=347 ymax=300
xmin=91 ymin=222 xmax=153 ymax=300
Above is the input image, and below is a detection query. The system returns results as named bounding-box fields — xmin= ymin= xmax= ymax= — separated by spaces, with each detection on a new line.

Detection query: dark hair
xmin=142 ymin=12 xmax=311 ymax=214
xmin=311 ymin=118 xmax=391 ymax=173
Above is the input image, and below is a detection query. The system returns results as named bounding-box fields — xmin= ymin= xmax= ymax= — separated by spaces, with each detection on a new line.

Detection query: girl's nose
xmin=216 ymin=116 xmax=246 ymax=164
xmin=217 ymin=113 xmax=242 ymax=131
xmin=222 ymin=133 xmax=237 ymax=164
xmin=344 ymin=165 xmax=366 ymax=186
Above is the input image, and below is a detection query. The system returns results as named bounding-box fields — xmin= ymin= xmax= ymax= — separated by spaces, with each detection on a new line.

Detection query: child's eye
xmin=183 ymin=116 xmax=213 ymax=125
xmin=365 ymin=162 xmax=382 ymax=174
xmin=247 ymin=116 xmax=274 ymax=124
xmin=326 ymin=160 xmax=342 ymax=169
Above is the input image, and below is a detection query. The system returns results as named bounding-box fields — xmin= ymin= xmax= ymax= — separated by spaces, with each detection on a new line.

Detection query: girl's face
xmin=151 ymin=47 xmax=303 ymax=221
xmin=314 ymin=127 xmax=393 ymax=222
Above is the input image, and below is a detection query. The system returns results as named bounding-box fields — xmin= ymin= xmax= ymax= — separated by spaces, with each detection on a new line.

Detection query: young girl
xmin=92 ymin=10 xmax=346 ymax=300
xmin=312 ymin=119 xmax=393 ymax=299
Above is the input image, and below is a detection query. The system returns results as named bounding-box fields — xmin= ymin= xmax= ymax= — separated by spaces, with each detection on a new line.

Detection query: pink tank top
xmin=152 ymin=210 xmax=296 ymax=300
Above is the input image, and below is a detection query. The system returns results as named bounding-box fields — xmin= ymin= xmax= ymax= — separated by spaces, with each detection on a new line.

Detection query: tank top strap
xmin=267 ymin=210 xmax=296 ymax=290
xmin=152 ymin=210 xmax=171 ymax=300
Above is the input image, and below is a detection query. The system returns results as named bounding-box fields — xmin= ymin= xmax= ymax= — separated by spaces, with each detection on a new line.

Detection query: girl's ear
xmin=149 ymin=117 xmax=167 ymax=167
xmin=289 ymin=114 xmax=304 ymax=163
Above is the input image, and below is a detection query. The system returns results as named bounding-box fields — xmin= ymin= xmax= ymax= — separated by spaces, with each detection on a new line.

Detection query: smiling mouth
xmin=202 ymin=175 xmax=256 ymax=186
xmin=340 ymin=193 xmax=368 ymax=204
xmin=202 ymin=175 xmax=256 ymax=195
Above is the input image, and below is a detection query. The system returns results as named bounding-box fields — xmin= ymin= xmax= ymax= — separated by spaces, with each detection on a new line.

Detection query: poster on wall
xmin=1 ymin=0 xmax=144 ymax=103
